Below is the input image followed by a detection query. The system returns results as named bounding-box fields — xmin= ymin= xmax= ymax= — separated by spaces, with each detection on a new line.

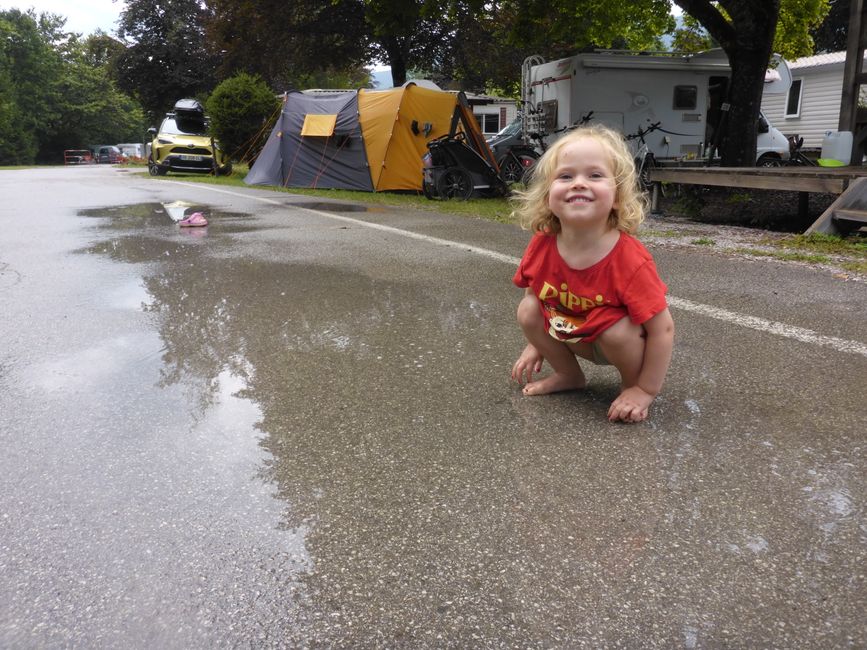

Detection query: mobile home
xmin=522 ymin=49 xmax=792 ymax=164
xmin=760 ymin=50 xmax=867 ymax=150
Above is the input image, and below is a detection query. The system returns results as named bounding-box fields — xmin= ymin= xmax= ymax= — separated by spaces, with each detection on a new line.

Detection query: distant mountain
xmin=371 ymin=68 xmax=393 ymax=89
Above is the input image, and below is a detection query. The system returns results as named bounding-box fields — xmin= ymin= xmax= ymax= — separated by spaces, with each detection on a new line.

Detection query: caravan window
xmin=673 ymin=85 xmax=698 ymax=110
xmin=785 ymin=79 xmax=803 ymax=117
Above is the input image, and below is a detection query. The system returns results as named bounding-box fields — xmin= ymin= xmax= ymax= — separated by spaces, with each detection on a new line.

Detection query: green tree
xmin=361 ymin=0 xmax=456 ymax=87
xmin=423 ymin=0 xmax=675 ymax=94
xmin=774 ymin=0 xmax=831 ymax=59
xmin=50 ymin=58 xmax=147 ymax=154
xmin=499 ymin=0 xmax=675 ymax=57
xmin=811 ymin=0 xmax=849 ymax=52
xmin=0 ymin=8 xmax=148 ymax=164
xmin=205 ymin=0 xmax=372 ymax=91
xmin=115 ymin=0 xmax=219 ymax=123
xmin=80 ymin=30 xmax=126 ymax=69
xmin=670 ymin=13 xmax=715 ymax=52
xmin=205 ymin=73 xmax=280 ymax=163
xmin=0 ymin=9 xmax=62 ymax=163
xmin=674 ymin=0 xmax=828 ymax=165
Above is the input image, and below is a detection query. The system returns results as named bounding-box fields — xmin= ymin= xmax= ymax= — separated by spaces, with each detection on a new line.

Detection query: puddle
xmin=283 ymin=201 xmax=385 ymax=213
xmin=77 ymin=203 xmax=257 ymax=235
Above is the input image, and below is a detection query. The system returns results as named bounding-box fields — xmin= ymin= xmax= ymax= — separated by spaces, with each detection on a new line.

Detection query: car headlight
xmin=157 ymin=138 xmax=173 ymax=144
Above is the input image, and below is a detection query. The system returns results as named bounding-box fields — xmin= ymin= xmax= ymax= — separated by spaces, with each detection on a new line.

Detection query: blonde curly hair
xmin=511 ymin=124 xmax=648 ymax=235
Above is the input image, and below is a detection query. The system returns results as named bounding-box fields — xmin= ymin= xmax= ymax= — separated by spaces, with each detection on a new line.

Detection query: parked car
xmin=485 ymin=116 xmax=540 ymax=182
xmin=147 ymin=99 xmax=232 ymax=176
xmin=63 ymin=149 xmax=94 ymax=165
xmin=96 ymin=145 xmax=127 ymax=164
xmin=116 ymin=143 xmax=145 ymax=160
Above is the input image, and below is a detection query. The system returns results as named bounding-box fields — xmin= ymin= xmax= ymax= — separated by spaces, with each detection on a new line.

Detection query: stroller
xmin=422 ymin=132 xmax=509 ymax=200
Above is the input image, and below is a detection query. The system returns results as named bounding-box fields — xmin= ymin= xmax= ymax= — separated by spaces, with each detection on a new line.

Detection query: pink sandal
xmin=179 ymin=212 xmax=208 ymax=227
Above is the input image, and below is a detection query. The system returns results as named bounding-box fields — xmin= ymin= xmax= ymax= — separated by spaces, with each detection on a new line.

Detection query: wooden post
xmin=840 ymin=0 xmax=866 ymax=162
xmin=798 ymin=191 xmax=810 ymax=221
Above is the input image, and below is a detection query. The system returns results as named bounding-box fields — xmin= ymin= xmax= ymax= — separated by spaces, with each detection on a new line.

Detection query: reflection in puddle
xmin=24 ymin=333 xmax=164 ymax=393
xmin=107 ymin=278 xmax=152 ymax=310
xmin=69 ymin=203 xmax=316 ymax=641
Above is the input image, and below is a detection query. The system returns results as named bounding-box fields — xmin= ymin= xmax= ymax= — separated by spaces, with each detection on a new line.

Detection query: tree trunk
xmin=718 ymin=48 xmax=773 ymax=166
xmin=389 ymin=57 xmax=407 ymax=87
xmin=382 ymin=36 xmax=408 ymax=87
xmin=675 ymin=0 xmax=780 ymax=167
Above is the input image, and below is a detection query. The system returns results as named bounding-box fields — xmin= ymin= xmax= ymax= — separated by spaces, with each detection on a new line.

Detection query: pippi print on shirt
xmin=538 ymin=282 xmax=607 ymax=342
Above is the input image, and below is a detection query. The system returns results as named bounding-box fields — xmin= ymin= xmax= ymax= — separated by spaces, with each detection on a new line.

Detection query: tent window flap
xmin=301 ymin=114 xmax=338 ymax=136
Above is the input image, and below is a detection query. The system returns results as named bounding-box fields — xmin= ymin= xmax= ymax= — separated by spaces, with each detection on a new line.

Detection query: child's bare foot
xmin=522 ymin=371 xmax=586 ymax=396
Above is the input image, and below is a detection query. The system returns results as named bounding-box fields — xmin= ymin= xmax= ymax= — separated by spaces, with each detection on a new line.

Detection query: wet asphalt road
xmin=0 ymin=166 xmax=865 ymax=648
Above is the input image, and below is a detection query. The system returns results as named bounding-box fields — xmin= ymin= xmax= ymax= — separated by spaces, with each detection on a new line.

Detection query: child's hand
xmin=511 ymin=344 xmax=544 ymax=385
xmin=608 ymin=386 xmax=654 ymax=423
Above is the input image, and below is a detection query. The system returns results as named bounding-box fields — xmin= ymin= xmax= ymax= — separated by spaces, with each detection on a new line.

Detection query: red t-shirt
xmin=513 ymin=231 xmax=668 ymax=343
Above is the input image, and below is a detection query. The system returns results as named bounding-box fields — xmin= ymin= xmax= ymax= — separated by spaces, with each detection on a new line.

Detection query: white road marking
xmin=667 ymin=297 xmax=867 ymax=357
xmin=172 ymin=182 xmax=867 ymax=358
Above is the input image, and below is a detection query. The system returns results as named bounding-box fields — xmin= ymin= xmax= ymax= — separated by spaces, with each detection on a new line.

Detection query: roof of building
xmin=789 ymin=51 xmax=849 ymax=69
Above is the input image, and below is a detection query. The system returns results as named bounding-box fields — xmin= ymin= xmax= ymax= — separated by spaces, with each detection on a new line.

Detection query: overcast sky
xmin=2 ymin=0 xmax=125 ymax=35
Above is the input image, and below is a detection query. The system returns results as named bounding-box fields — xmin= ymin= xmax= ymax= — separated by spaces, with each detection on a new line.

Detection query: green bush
xmin=206 ymin=73 xmax=280 ymax=164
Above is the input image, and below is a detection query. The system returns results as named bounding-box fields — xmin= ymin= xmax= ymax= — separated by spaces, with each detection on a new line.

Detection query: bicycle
xmin=526 ymin=110 xmax=595 ymax=155
xmin=625 ymin=121 xmax=662 ymax=191
xmin=511 ymin=111 xmax=596 ymax=184
xmin=785 ymin=135 xmax=816 ymax=166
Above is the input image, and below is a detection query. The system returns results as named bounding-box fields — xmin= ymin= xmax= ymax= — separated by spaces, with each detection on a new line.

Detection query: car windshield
xmin=493 ymin=118 xmax=521 ymax=138
xmin=160 ymin=117 xmax=208 ymax=136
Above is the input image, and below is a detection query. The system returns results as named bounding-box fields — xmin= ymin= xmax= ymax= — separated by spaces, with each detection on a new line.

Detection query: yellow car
xmin=147 ymin=99 xmax=232 ymax=176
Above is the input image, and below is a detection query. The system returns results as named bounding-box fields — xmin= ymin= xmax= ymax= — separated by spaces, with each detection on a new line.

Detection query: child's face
xmin=547 ymin=137 xmax=618 ymax=230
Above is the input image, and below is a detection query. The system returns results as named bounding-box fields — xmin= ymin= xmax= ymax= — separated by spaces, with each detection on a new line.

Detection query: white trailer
xmin=522 ymin=49 xmax=793 ymax=165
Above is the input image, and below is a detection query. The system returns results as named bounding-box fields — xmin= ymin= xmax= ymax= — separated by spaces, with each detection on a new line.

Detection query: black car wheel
xmin=757 ymin=154 xmax=783 ymax=167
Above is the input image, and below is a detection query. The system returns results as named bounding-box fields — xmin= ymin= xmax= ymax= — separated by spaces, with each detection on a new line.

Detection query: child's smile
xmin=548 ymin=137 xmax=617 ymax=227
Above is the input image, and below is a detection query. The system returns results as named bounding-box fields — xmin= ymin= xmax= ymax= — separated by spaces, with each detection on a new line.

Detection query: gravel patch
xmin=636 ymin=186 xmax=865 ymax=283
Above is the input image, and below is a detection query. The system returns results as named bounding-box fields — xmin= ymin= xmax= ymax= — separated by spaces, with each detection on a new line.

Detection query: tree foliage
xmin=116 ymin=0 xmax=219 ymax=124
xmin=205 ymin=73 xmax=280 ymax=163
xmin=392 ymin=0 xmax=675 ymax=92
xmin=774 ymin=0 xmax=831 ymax=60
xmin=812 ymin=0 xmax=849 ymax=52
xmin=499 ymin=0 xmax=675 ymax=58
xmin=205 ymin=0 xmax=372 ymax=91
xmin=0 ymin=9 xmax=145 ymax=164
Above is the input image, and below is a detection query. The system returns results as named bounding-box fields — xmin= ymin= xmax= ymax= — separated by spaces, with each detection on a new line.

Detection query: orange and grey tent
xmin=245 ymin=83 xmax=498 ymax=192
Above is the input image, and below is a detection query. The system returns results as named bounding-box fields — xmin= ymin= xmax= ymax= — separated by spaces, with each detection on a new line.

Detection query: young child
xmin=510 ymin=125 xmax=674 ymax=423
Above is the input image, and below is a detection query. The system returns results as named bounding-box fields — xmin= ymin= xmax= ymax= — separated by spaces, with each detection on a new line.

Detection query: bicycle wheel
xmin=636 ymin=153 xmax=656 ymax=191
xmin=499 ymin=152 xmax=538 ymax=184
xmin=436 ymin=167 xmax=474 ymax=200
xmin=500 ymin=156 xmax=524 ymax=183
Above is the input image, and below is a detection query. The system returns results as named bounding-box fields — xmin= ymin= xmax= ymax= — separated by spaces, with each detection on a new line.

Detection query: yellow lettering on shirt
xmin=538 ymin=282 xmax=607 ymax=314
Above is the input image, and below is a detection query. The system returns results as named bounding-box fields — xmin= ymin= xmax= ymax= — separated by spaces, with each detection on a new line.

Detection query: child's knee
xmin=517 ymin=295 xmax=541 ymax=328
xmin=598 ymin=316 xmax=644 ymax=351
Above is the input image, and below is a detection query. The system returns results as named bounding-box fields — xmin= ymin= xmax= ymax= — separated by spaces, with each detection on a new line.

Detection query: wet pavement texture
xmin=0 ymin=166 xmax=865 ymax=648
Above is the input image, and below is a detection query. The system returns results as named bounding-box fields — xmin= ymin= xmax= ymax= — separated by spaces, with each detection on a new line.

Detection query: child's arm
xmin=608 ymin=308 xmax=675 ymax=422
xmin=512 ymin=289 xmax=545 ymax=384
xmin=512 ymin=343 xmax=544 ymax=385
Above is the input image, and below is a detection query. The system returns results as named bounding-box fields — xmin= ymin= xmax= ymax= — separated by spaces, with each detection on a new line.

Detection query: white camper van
xmin=522 ymin=49 xmax=792 ymax=165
